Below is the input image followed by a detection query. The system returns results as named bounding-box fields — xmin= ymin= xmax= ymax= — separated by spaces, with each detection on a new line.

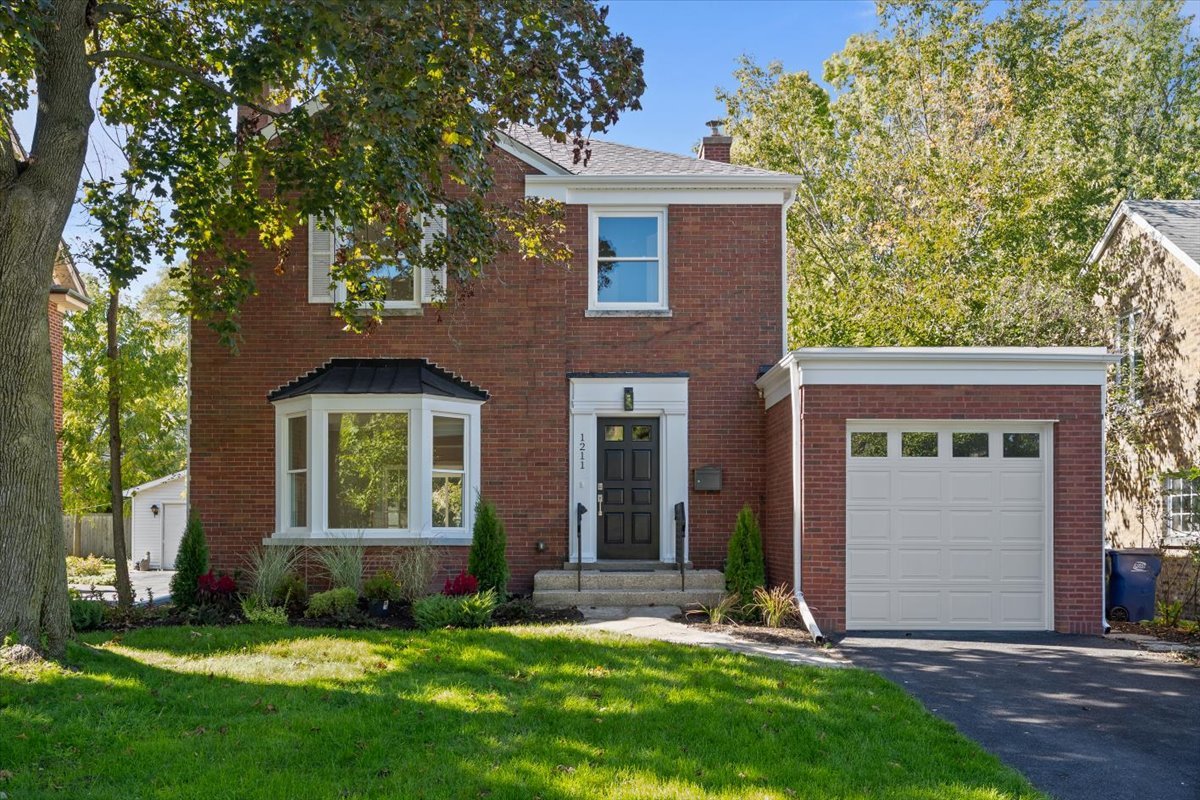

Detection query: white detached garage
xmin=125 ymin=470 xmax=187 ymax=569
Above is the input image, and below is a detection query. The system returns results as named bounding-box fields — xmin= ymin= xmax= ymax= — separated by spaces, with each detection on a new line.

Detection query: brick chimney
xmin=236 ymin=88 xmax=292 ymax=134
xmin=698 ymin=119 xmax=732 ymax=163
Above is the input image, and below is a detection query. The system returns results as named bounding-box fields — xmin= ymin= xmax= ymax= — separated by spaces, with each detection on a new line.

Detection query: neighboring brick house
xmin=190 ymin=122 xmax=1113 ymax=634
xmin=1090 ymin=201 xmax=1200 ymax=550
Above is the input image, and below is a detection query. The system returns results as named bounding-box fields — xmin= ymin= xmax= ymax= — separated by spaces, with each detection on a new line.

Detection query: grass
xmin=65 ymin=555 xmax=116 ymax=586
xmin=0 ymin=625 xmax=1042 ymax=799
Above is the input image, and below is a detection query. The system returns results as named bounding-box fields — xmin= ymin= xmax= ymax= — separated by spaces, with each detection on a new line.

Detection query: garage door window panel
xmin=850 ymin=431 xmax=888 ymax=458
xmin=952 ymin=432 xmax=989 ymax=458
xmin=1003 ymin=433 xmax=1040 ymax=458
xmin=901 ymin=432 xmax=938 ymax=458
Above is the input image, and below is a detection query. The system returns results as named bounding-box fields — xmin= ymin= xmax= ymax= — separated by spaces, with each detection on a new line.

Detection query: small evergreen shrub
xmin=468 ymin=498 xmax=509 ymax=598
xmin=363 ymin=571 xmax=399 ymax=601
xmin=304 ymin=587 xmax=359 ymax=619
xmin=271 ymin=573 xmax=309 ymax=615
xmin=413 ymin=589 xmax=497 ymax=630
xmin=69 ymin=597 xmax=106 ymax=631
xmin=725 ymin=504 xmax=766 ymax=608
xmin=170 ymin=517 xmax=209 ymax=609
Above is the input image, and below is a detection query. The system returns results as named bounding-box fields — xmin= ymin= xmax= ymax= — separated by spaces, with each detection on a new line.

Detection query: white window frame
xmin=588 ymin=207 xmax=668 ymax=312
xmin=326 ymin=206 xmax=446 ymax=310
xmin=284 ymin=413 xmax=309 ymax=532
xmin=430 ymin=413 xmax=469 ymax=530
xmin=1164 ymin=473 xmax=1200 ymax=545
xmin=271 ymin=393 xmax=482 ymax=544
xmin=334 ymin=228 xmax=422 ymax=311
xmin=1115 ymin=308 xmax=1143 ymax=405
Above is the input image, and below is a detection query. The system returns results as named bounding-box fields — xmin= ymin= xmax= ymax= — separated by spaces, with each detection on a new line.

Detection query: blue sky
xmin=13 ymin=1 xmax=878 ymax=292
xmin=604 ymin=0 xmax=876 ymax=154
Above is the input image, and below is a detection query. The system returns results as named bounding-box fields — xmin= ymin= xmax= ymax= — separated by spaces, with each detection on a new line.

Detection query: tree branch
xmin=86 ymin=49 xmax=286 ymax=118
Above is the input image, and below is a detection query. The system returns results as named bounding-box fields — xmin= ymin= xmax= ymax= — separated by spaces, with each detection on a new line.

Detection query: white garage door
xmin=845 ymin=422 xmax=1052 ymax=630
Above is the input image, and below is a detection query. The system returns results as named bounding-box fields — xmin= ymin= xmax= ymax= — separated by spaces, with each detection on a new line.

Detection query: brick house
xmin=189 ymin=123 xmax=1112 ymax=635
xmin=1090 ymin=200 xmax=1200 ymax=551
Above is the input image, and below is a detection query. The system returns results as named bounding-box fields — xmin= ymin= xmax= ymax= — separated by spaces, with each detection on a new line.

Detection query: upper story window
xmin=308 ymin=208 xmax=446 ymax=307
xmin=1115 ymin=308 xmax=1144 ymax=404
xmin=589 ymin=208 xmax=668 ymax=312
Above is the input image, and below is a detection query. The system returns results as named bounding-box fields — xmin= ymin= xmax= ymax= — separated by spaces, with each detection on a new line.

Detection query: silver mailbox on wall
xmin=693 ymin=465 xmax=722 ymax=492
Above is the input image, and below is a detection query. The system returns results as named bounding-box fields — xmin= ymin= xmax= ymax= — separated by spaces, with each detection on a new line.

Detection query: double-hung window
xmin=1164 ymin=473 xmax=1200 ymax=544
xmin=589 ymin=208 xmax=668 ymax=312
xmin=351 ymin=221 xmax=418 ymax=309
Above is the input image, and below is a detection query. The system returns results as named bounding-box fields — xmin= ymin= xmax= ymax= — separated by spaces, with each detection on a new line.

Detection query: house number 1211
xmin=579 ymin=433 xmax=586 ymax=470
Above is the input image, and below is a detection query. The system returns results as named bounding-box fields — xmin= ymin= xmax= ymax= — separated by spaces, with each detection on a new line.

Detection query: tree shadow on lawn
xmin=0 ymin=626 xmax=1044 ymax=800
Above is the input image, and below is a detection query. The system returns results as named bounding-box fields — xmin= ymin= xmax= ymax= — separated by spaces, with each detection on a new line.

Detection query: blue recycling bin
xmin=1107 ymin=550 xmax=1162 ymax=622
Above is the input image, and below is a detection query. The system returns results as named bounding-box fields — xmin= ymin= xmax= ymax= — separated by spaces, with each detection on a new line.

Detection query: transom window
xmin=589 ymin=209 xmax=668 ymax=311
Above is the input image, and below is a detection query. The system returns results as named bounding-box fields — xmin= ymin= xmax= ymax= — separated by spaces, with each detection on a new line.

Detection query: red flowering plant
xmin=197 ymin=570 xmax=239 ymax=609
xmin=443 ymin=571 xmax=479 ymax=596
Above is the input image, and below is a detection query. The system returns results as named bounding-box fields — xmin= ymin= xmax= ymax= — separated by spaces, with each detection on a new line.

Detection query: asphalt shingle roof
xmin=503 ymin=124 xmax=792 ymax=178
xmin=1126 ymin=200 xmax=1200 ymax=267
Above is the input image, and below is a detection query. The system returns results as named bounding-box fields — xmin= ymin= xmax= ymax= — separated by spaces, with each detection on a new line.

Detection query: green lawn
xmin=1 ymin=625 xmax=1041 ymax=799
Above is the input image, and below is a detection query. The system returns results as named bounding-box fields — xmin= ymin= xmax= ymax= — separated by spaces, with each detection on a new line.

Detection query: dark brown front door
xmin=597 ymin=417 xmax=659 ymax=560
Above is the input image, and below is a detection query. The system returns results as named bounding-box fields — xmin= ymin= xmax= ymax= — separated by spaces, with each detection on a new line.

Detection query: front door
xmin=597 ymin=417 xmax=659 ymax=559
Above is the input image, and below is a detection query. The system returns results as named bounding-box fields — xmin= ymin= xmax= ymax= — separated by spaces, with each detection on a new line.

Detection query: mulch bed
xmin=1110 ymin=620 xmax=1200 ymax=646
xmin=99 ymin=596 xmax=583 ymax=632
xmin=675 ymin=610 xmax=816 ymax=647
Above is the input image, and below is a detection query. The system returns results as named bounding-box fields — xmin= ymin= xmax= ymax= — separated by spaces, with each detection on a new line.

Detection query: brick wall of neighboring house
xmin=761 ymin=396 xmax=793 ymax=589
xmin=1105 ymin=220 xmax=1200 ymax=548
xmin=49 ymin=300 xmax=64 ymax=485
xmin=189 ymin=147 xmax=783 ymax=590
xmin=792 ymin=384 xmax=1105 ymax=635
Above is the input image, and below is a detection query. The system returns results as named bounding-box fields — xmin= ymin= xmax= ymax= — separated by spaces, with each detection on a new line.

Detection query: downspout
xmin=788 ymin=356 xmax=824 ymax=644
xmin=1101 ymin=379 xmax=1111 ymax=634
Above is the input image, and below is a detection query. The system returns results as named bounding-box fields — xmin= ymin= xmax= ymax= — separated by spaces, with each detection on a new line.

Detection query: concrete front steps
xmin=532 ymin=567 xmax=725 ymax=608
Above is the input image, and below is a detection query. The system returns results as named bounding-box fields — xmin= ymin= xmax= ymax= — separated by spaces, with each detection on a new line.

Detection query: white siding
xmin=129 ymin=474 xmax=187 ymax=569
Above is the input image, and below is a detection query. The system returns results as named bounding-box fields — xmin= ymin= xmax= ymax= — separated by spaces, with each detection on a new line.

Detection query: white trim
xmin=527 ymin=173 xmax=802 ymax=190
xmin=758 ymin=348 xmax=1115 ymax=404
xmin=588 ymin=207 xmax=668 ymax=312
xmin=1089 ymin=202 xmax=1200 ymax=279
xmin=568 ymin=376 xmax=688 ymax=563
xmin=780 ymin=189 xmax=796 ymax=357
xmin=528 ymin=184 xmax=793 ymax=206
xmin=270 ymin=393 xmax=483 ymax=542
xmin=124 ymin=470 xmax=187 ymax=498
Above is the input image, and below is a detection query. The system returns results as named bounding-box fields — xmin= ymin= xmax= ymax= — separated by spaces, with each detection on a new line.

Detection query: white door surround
xmin=568 ymin=376 xmax=688 ymax=563
xmin=845 ymin=420 xmax=1055 ymax=631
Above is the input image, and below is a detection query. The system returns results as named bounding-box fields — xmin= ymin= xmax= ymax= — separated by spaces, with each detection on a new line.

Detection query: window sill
xmin=264 ymin=534 xmax=472 ymax=547
xmin=585 ymin=308 xmax=673 ymax=318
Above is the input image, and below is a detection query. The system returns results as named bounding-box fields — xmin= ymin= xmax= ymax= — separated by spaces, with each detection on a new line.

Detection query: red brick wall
xmin=49 ymin=301 xmax=64 ymax=487
xmin=762 ymin=396 xmax=793 ymax=588
xmin=797 ymin=384 xmax=1105 ymax=635
xmin=189 ymin=148 xmax=783 ymax=590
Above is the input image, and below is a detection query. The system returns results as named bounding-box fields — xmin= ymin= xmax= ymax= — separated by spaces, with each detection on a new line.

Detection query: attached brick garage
xmin=757 ymin=348 xmax=1115 ymax=636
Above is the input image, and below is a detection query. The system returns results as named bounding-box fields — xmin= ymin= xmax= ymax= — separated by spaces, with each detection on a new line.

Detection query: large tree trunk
xmin=0 ymin=0 xmax=95 ymax=658
xmin=107 ymin=283 xmax=133 ymax=607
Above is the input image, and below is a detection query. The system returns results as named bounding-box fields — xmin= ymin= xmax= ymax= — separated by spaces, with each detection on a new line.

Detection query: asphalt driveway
xmin=839 ymin=633 xmax=1199 ymax=800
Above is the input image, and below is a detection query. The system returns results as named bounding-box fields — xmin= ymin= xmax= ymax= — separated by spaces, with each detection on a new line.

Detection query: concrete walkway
xmin=579 ymin=606 xmax=844 ymax=668
xmin=70 ymin=568 xmax=174 ymax=606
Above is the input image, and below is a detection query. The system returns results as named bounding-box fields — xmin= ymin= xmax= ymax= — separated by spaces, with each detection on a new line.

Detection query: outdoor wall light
xmin=535 ymin=540 xmax=547 ymax=553
xmin=151 ymin=504 xmax=160 ymax=517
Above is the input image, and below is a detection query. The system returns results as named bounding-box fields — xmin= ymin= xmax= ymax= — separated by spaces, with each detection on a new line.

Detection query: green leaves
xmin=721 ymin=0 xmax=1200 ymax=348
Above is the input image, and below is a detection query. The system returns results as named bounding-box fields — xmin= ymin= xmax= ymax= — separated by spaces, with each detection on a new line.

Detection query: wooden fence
xmin=62 ymin=514 xmax=131 ymax=558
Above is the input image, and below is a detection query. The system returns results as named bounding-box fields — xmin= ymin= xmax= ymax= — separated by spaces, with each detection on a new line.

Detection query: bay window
xmin=270 ymin=359 xmax=485 ymax=543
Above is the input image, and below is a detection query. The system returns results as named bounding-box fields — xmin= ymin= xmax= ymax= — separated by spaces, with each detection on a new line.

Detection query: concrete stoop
xmin=532 ymin=568 xmax=724 ymax=609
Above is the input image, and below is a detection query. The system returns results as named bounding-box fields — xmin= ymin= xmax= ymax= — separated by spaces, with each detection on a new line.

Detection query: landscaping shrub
xmin=413 ymin=589 xmax=497 ymax=630
xmin=197 ymin=570 xmax=239 ymax=611
xmin=240 ymin=595 xmax=289 ymax=625
xmin=725 ymin=505 xmax=765 ymax=607
xmin=443 ymin=570 xmax=479 ymax=596
xmin=316 ymin=541 xmax=365 ymax=593
xmin=393 ymin=545 xmax=439 ymax=602
xmin=468 ymin=497 xmax=508 ymax=597
xmin=271 ymin=573 xmax=309 ymax=616
xmin=304 ymin=587 xmax=359 ymax=620
xmin=364 ymin=571 xmax=400 ymax=601
xmin=752 ymin=585 xmax=797 ymax=628
xmin=244 ymin=545 xmax=299 ymax=605
xmin=700 ymin=593 xmax=741 ymax=625
xmin=170 ymin=517 xmax=209 ymax=609
xmin=69 ymin=597 xmax=106 ymax=632
xmin=66 ymin=555 xmax=116 ymax=586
